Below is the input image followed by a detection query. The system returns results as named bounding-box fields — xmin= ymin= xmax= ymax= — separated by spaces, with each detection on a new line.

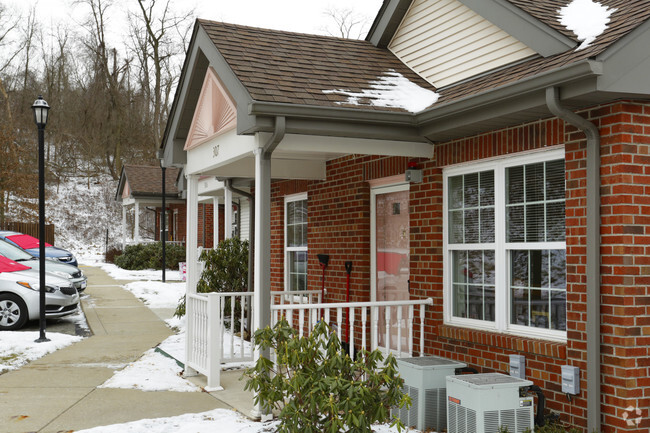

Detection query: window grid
xmin=285 ymin=195 xmax=307 ymax=292
xmin=444 ymin=150 xmax=566 ymax=340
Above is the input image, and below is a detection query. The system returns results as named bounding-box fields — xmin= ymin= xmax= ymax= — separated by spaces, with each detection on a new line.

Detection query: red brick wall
xmin=267 ymin=100 xmax=649 ymax=432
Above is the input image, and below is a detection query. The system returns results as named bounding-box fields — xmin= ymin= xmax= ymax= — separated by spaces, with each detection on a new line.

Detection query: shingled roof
xmin=198 ymin=0 xmax=650 ymax=112
xmin=199 ymin=19 xmax=436 ymax=113
xmin=122 ymin=165 xmax=180 ymax=198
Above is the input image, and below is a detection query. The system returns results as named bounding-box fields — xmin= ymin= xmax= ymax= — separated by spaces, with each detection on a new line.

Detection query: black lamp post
xmin=32 ymin=95 xmax=50 ymax=343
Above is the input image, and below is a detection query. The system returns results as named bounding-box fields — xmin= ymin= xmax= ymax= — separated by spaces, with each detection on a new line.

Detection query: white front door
xmin=371 ymin=184 xmax=410 ymax=353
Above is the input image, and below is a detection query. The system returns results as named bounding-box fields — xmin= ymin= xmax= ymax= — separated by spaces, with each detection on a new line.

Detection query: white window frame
xmin=443 ymin=147 xmax=566 ymax=342
xmin=284 ymin=192 xmax=308 ymax=292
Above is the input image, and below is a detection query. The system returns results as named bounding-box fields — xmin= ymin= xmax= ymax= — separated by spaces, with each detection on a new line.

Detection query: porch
xmin=183 ymin=289 xmax=433 ymax=408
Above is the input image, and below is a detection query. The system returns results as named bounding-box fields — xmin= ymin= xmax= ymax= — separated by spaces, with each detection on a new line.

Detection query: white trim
xmin=284 ymin=192 xmax=308 ymax=292
xmin=443 ymin=147 xmax=567 ymax=342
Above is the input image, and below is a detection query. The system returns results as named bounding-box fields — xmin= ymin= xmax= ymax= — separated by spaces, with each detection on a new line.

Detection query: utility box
xmin=509 ymin=354 xmax=526 ymax=379
xmin=394 ymin=356 xmax=467 ymax=432
xmin=447 ymin=373 xmax=534 ymax=433
xmin=561 ymin=365 xmax=580 ymax=395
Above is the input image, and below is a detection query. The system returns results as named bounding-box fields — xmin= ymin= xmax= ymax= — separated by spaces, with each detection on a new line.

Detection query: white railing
xmin=185 ymin=291 xmax=254 ymax=388
xmin=271 ymin=290 xmax=322 ymax=305
xmin=271 ymin=298 xmax=433 ymax=360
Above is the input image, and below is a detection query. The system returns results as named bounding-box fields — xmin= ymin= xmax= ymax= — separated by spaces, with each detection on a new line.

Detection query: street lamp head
xmin=31 ymin=95 xmax=50 ymax=128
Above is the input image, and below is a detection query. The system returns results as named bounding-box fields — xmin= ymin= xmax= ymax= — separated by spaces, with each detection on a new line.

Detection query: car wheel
xmin=0 ymin=293 xmax=28 ymax=330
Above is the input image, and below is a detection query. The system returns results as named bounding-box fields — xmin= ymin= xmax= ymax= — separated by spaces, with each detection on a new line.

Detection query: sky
xmin=3 ymin=0 xmax=385 ymax=41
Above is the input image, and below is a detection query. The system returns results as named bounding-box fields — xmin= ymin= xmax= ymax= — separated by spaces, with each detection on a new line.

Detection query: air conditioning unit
xmin=393 ymin=355 xmax=467 ymax=431
xmin=447 ymin=373 xmax=534 ymax=433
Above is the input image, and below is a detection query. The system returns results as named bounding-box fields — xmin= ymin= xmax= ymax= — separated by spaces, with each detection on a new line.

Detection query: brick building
xmin=161 ymin=1 xmax=650 ymax=431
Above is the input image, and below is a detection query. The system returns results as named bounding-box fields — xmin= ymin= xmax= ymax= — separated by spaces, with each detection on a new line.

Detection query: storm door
xmin=371 ymin=184 xmax=410 ymax=353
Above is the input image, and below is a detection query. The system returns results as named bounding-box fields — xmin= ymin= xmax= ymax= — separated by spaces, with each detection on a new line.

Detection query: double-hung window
xmin=444 ymin=148 xmax=566 ymax=341
xmin=285 ymin=193 xmax=308 ymax=291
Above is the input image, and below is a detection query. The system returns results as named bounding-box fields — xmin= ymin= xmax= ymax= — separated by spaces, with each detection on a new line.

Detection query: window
xmin=285 ymin=193 xmax=308 ymax=291
xmin=444 ymin=149 xmax=566 ymax=340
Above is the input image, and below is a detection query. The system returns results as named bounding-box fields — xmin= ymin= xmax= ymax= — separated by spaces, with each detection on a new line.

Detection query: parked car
xmin=0 ymin=231 xmax=77 ymax=267
xmin=0 ymin=255 xmax=79 ymax=330
xmin=0 ymin=239 xmax=87 ymax=292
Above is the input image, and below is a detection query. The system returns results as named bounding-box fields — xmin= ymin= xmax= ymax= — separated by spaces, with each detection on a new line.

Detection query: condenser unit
xmin=393 ymin=355 xmax=467 ymax=431
xmin=447 ymin=373 xmax=534 ymax=433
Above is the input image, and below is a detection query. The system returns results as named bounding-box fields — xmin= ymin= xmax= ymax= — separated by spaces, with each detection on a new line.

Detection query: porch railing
xmin=185 ymin=291 xmax=254 ymax=388
xmin=271 ymin=298 xmax=433 ymax=360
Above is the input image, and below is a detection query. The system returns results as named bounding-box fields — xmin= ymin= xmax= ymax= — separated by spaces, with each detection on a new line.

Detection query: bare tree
xmin=130 ymin=0 xmax=193 ymax=148
xmin=321 ymin=7 xmax=369 ymax=39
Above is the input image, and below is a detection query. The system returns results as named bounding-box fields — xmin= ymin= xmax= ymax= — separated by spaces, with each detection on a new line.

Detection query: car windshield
xmin=0 ymin=239 xmax=35 ymax=261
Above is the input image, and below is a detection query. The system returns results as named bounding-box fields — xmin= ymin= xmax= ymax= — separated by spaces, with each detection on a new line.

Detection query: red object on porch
xmin=0 ymin=256 xmax=31 ymax=273
xmin=6 ymin=234 xmax=52 ymax=249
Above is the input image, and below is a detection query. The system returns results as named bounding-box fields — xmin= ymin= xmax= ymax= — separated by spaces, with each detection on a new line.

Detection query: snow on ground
xmin=99 ymin=347 xmax=200 ymax=392
xmin=99 ymin=263 xmax=182 ymax=282
xmin=122 ymin=280 xmax=185 ymax=309
xmin=559 ymin=0 xmax=616 ymax=50
xmin=323 ymin=69 xmax=439 ymax=113
xmin=0 ymin=331 xmax=82 ymax=374
xmin=74 ymin=407 xmax=406 ymax=433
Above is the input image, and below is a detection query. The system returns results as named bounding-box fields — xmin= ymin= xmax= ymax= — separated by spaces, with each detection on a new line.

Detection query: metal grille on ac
xmin=408 ymin=385 xmax=418 ymax=427
xmin=485 ymin=410 xmax=499 ymax=433
xmin=516 ymin=408 xmax=532 ymax=433
xmin=500 ymin=409 xmax=516 ymax=433
xmin=425 ymin=388 xmax=446 ymax=431
xmin=448 ymin=403 xmax=476 ymax=433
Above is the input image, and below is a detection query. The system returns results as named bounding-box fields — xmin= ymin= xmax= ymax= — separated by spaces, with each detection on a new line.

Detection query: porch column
xmin=253 ymin=147 xmax=271 ymax=350
xmin=122 ymin=205 xmax=127 ymax=249
xmin=184 ymin=174 xmax=199 ymax=378
xmin=224 ymin=186 xmax=232 ymax=239
xmin=134 ymin=201 xmax=140 ymax=243
xmin=186 ymin=174 xmax=199 ymax=293
xmin=213 ymin=196 xmax=220 ymax=246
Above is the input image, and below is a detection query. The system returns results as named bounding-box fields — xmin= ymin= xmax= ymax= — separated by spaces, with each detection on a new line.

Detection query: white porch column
xmin=224 ymin=186 xmax=232 ymax=239
xmin=184 ymin=174 xmax=199 ymax=378
xmin=134 ymin=201 xmax=140 ymax=243
xmin=253 ymin=148 xmax=271 ymax=348
xmin=213 ymin=196 xmax=220 ymax=246
xmin=186 ymin=174 xmax=199 ymax=294
xmin=122 ymin=205 xmax=127 ymax=249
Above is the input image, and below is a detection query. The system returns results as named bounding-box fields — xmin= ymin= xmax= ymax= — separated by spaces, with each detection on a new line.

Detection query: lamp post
xmin=32 ymin=95 xmax=50 ymax=343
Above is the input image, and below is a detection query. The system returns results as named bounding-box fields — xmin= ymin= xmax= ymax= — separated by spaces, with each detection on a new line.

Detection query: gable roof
xmin=116 ymin=165 xmax=181 ymax=201
xmin=198 ymin=19 xmax=435 ymax=113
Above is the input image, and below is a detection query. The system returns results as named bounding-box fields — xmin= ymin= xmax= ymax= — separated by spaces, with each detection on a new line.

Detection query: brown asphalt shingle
xmin=198 ymin=0 xmax=650 ymax=112
xmin=124 ymin=165 xmax=180 ymax=197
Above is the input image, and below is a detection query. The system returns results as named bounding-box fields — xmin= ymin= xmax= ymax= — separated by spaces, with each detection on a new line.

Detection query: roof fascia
xmin=114 ymin=165 xmax=128 ymax=202
xmin=247 ymin=101 xmax=423 ymax=142
xmin=416 ymin=60 xmax=603 ymax=139
xmin=458 ymin=0 xmax=576 ymax=57
xmin=160 ymin=21 xmax=255 ymax=167
xmin=596 ymin=18 xmax=650 ymax=95
xmin=366 ymin=0 xmax=413 ymax=48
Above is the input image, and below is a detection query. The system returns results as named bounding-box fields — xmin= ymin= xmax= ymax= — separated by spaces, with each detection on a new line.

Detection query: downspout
xmin=545 ymin=86 xmax=601 ymax=433
xmin=263 ymin=116 xmax=286 ymax=156
xmin=224 ymin=178 xmax=255 ymax=335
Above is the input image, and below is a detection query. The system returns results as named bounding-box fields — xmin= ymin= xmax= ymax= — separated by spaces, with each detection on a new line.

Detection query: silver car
xmin=0 ymin=238 xmax=87 ymax=292
xmin=0 ymin=258 xmax=79 ymax=330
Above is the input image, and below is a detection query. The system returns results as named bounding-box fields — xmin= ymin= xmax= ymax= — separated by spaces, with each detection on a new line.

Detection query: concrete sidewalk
xmin=0 ymin=265 xmax=230 ymax=433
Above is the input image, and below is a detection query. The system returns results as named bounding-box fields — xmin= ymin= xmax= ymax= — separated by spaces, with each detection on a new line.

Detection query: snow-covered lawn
xmin=99 ymin=262 xmax=183 ymax=283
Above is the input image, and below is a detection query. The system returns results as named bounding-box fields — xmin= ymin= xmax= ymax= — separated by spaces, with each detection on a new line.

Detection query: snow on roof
xmin=559 ymin=0 xmax=616 ymax=50
xmin=323 ymin=69 xmax=439 ymax=113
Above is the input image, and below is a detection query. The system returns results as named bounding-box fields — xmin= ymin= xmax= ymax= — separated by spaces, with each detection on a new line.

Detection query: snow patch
xmin=122 ymin=280 xmax=186 ymax=309
xmin=98 ymin=263 xmax=182 ymax=282
xmin=323 ymin=69 xmax=438 ymax=113
xmin=559 ymin=0 xmax=616 ymax=50
xmin=99 ymin=348 xmax=200 ymax=392
xmin=0 ymin=331 xmax=82 ymax=373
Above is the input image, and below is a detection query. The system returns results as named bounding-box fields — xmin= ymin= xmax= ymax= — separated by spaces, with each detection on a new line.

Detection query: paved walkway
xmin=0 ymin=266 xmax=231 ymax=433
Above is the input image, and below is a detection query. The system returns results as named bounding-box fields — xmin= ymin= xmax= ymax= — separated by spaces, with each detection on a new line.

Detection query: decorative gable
xmin=122 ymin=180 xmax=131 ymax=199
xmin=388 ymin=0 xmax=537 ymax=88
xmin=184 ymin=67 xmax=237 ymax=151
